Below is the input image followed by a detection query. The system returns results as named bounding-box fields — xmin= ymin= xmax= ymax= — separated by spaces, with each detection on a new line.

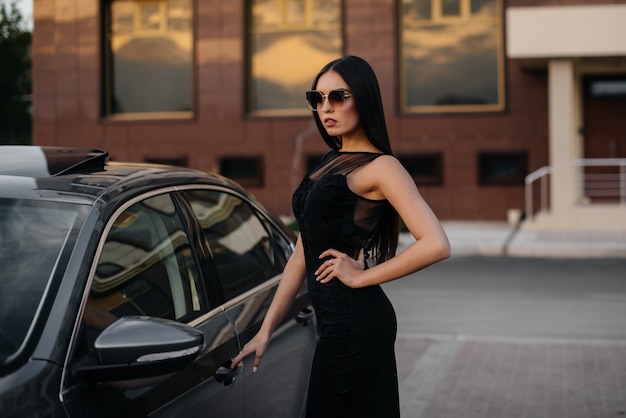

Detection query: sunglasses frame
xmin=305 ymin=89 xmax=353 ymax=111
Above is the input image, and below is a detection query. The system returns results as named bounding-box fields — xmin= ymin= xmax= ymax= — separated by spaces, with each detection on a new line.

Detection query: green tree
xmin=0 ymin=1 xmax=31 ymax=144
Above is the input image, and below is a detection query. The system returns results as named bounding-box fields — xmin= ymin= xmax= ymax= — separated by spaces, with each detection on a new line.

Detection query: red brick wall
xmin=33 ymin=0 xmax=587 ymax=220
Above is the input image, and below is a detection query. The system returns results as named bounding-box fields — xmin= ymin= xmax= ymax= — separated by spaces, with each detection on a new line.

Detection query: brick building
xmin=31 ymin=0 xmax=626 ymax=229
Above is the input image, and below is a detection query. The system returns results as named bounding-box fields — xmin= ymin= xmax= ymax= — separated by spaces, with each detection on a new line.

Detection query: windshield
xmin=0 ymin=198 xmax=85 ymax=363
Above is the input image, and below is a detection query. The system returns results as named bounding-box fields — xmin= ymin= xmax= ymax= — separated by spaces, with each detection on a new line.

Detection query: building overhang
xmin=506 ymin=4 xmax=626 ymax=70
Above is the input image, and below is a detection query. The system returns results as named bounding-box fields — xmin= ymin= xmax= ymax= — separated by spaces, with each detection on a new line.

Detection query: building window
xmin=478 ymin=151 xmax=527 ymax=185
xmin=103 ymin=0 xmax=193 ymax=119
xmin=398 ymin=153 xmax=444 ymax=185
xmin=306 ymin=154 xmax=325 ymax=173
xmin=399 ymin=0 xmax=504 ymax=113
xmin=248 ymin=0 xmax=342 ymax=116
xmin=219 ymin=156 xmax=264 ymax=187
xmin=586 ymin=77 xmax=626 ymax=98
xmin=145 ymin=156 xmax=189 ymax=167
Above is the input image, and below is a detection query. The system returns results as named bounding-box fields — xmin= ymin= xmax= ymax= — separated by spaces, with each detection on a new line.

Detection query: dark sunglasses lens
xmin=328 ymin=90 xmax=346 ymax=108
xmin=306 ymin=91 xmax=322 ymax=109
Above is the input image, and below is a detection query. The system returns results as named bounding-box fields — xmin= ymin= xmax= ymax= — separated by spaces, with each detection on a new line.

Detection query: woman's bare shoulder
xmin=349 ymin=154 xmax=413 ymax=200
xmin=369 ymin=154 xmax=409 ymax=176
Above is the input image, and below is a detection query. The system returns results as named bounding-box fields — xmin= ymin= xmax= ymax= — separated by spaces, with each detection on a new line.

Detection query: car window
xmin=85 ymin=193 xmax=205 ymax=335
xmin=260 ymin=217 xmax=293 ymax=268
xmin=183 ymin=190 xmax=281 ymax=301
xmin=0 ymin=198 xmax=84 ymax=362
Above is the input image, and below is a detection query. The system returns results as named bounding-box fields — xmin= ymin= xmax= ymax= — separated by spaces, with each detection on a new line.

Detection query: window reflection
xmin=0 ymin=201 xmax=83 ymax=360
xmin=90 ymin=194 xmax=204 ymax=331
xmin=286 ymin=0 xmax=307 ymax=25
xmin=184 ymin=190 xmax=280 ymax=301
xmin=442 ymin=0 xmax=460 ymax=17
xmin=112 ymin=3 xmax=134 ymax=32
xmin=471 ymin=0 xmax=496 ymax=16
xmin=400 ymin=0 xmax=504 ymax=112
xmin=140 ymin=3 xmax=160 ymax=30
xmin=105 ymin=0 xmax=193 ymax=117
xmin=250 ymin=0 xmax=342 ymax=115
xmin=168 ymin=0 xmax=192 ymax=30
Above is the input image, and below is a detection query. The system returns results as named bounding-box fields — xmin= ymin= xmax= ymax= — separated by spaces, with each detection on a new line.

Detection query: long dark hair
xmin=310 ymin=56 xmax=399 ymax=263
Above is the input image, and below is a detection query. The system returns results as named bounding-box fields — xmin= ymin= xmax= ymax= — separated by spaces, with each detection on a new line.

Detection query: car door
xmin=62 ymin=192 xmax=244 ymax=417
xmin=182 ymin=188 xmax=317 ymax=418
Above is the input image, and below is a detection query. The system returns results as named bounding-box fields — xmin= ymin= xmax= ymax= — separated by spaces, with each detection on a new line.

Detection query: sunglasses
xmin=305 ymin=89 xmax=353 ymax=111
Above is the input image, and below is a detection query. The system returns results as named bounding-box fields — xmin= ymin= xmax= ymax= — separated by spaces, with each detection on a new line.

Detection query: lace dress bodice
xmin=292 ymin=150 xmax=391 ymax=336
xmin=293 ymin=150 xmax=390 ymax=266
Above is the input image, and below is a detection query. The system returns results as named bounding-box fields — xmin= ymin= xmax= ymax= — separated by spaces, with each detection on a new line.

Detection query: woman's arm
xmin=317 ymin=155 xmax=450 ymax=288
xmin=231 ymin=234 xmax=307 ymax=371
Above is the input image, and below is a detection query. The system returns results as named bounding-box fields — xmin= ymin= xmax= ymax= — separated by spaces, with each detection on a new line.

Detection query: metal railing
xmin=525 ymin=159 xmax=626 ymax=222
xmin=525 ymin=166 xmax=551 ymax=222
xmin=575 ymin=158 xmax=626 ymax=206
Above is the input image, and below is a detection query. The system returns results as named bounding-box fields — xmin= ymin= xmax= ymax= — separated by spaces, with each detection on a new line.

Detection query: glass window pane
xmin=287 ymin=0 xmax=307 ymax=25
xmin=400 ymin=0 xmax=503 ymax=112
xmin=478 ymin=152 xmax=528 ymax=185
xmin=219 ymin=156 xmax=264 ymax=188
xmin=471 ymin=0 xmax=496 ymax=16
xmin=250 ymin=0 xmax=342 ymax=115
xmin=403 ymin=0 xmax=431 ymax=21
xmin=140 ymin=2 xmax=161 ymax=31
xmin=88 ymin=194 xmax=204 ymax=337
xmin=106 ymin=0 xmax=193 ymax=116
xmin=442 ymin=0 xmax=460 ymax=17
xmin=0 ymin=200 xmax=85 ymax=360
xmin=263 ymin=221 xmax=292 ymax=268
xmin=589 ymin=79 xmax=626 ymax=97
xmin=183 ymin=190 xmax=279 ymax=301
xmin=398 ymin=153 xmax=444 ymax=185
xmin=168 ymin=0 xmax=192 ymax=31
xmin=111 ymin=2 xmax=134 ymax=33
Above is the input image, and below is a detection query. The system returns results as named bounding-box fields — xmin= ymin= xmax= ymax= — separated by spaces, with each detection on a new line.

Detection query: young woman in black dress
xmin=231 ymin=56 xmax=450 ymax=417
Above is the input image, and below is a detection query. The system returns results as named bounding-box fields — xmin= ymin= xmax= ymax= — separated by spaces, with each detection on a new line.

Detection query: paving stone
xmin=396 ymin=337 xmax=626 ymax=418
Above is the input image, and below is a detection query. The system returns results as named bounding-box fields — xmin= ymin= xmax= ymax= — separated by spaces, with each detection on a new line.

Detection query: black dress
xmin=292 ymin=150 xmax=400 ymax=418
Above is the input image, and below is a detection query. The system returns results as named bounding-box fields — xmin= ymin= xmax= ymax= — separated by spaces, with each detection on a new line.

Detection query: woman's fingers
xmin=315 ymin=249 xmax=366 ymax=286
xmin=357 ymin=248 xmax=365 ymax=267
xmin=315 ymin=254 xmax=338 ymax=283
xmin=231 ymin=339 xmax=265 ymax=372
xmin=318 ymin=248 xmax=340 ymax=261
xmin=252 ymin=354 xmax=262 ymax=372
xmin=231 ymin=347 xmax=247 ymax=369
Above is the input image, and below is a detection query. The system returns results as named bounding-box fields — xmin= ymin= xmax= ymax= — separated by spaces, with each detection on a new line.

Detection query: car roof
xmin=0 ymin=146 xmax=238 ymax=203
xmin=0 ymin=146 xmax=109 ymax=178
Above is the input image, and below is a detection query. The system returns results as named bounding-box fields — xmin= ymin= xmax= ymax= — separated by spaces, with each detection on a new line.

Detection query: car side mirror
xmin=73 ymin=316 xmax=204 ymax=383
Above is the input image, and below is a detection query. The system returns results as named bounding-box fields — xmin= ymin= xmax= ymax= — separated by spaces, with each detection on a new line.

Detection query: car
xmin=0 ymin=145 xmax=317 ymax=417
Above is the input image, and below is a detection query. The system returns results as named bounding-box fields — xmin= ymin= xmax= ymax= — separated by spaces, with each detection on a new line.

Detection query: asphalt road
xmin=384 ymin=256 xmax=626 ymax=341
xmin=383 ymin=256 xmax=626 ymax=418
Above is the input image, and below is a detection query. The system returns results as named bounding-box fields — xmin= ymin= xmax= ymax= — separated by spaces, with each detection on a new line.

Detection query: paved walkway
xmin=396 ymin=337 xmax=626 ymax=418
xmin=399 ymin=221 xmax=626 ymax=258
xmin=390 ymin=229 xmax=626 ymax=417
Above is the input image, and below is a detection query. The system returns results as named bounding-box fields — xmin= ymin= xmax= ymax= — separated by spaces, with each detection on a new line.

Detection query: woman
xmin=231 ymin=56 xmax=450 ymax=417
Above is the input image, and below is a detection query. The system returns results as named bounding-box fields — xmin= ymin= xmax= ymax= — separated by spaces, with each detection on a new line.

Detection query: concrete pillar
xmin=548 ymin=59 xmax=579 ymax=218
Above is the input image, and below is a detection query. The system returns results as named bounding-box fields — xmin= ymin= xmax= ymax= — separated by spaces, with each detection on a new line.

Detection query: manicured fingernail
xmin=252 ymin=367 xmax=258 ymax=373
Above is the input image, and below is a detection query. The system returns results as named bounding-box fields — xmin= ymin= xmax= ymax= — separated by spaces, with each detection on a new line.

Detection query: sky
xmin=2 ymin=0 xmax=33 ymax=29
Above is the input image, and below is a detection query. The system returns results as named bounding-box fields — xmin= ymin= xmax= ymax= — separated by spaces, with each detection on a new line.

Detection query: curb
xmin=397 ymin=222 xmax=626 ymax=258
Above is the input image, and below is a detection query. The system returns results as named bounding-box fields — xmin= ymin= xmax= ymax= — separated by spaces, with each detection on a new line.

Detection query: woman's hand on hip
xmin=315 ymin=248 xmax=366 ymax=288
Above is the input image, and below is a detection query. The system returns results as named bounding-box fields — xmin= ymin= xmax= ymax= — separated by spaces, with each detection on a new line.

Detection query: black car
xmin=0 ymin=146 xmax=316 ymax=417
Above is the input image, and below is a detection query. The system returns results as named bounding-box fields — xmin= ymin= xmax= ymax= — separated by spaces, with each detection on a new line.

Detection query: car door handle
xmin=295 ymin=307 xmax=314 ymax=327
xmin=215 ymin=360 xmax=242 ymax=388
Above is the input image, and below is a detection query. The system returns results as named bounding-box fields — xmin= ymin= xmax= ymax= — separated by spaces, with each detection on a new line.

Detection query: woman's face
xmin=314 ymin=70 xmax=362 ymax=140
